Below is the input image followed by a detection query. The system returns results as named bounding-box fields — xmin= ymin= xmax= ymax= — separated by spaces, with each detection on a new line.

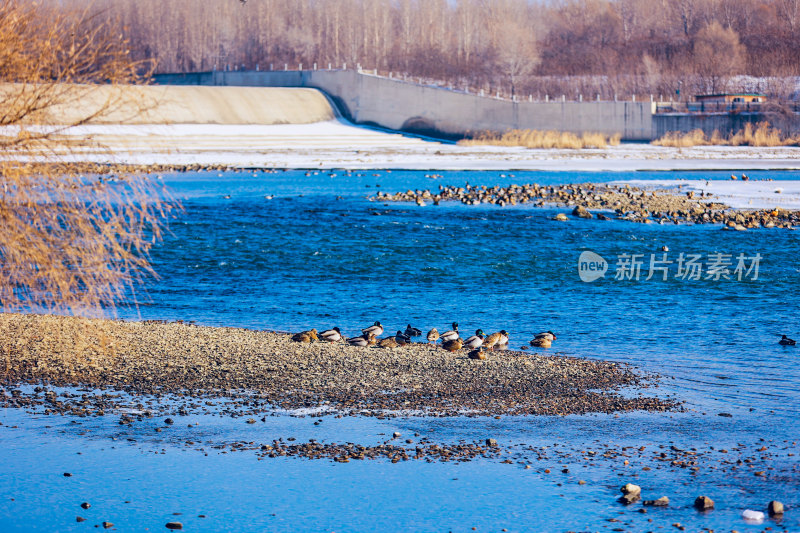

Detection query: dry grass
xmin=459 ymin=129 xmax=622 ymax=149
xmin=653 ymin=122 xmax=800 ymax=147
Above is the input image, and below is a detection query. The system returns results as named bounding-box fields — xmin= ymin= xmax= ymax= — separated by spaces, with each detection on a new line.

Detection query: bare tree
xmin=0 ymin=1 xmax=173 ymax=315
xmin=693 ymin=21 xmax=747 ymax=92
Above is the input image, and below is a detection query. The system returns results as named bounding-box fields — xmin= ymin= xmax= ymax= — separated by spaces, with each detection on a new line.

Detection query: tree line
xmin=57 ymin=0 xmax=800 ymax=99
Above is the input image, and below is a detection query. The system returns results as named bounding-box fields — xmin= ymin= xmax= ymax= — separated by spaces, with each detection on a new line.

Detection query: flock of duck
xmin=291 ymin=322 xmax=558 ymax=359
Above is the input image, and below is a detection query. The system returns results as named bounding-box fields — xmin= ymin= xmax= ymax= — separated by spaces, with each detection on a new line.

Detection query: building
xmin=694 ymin=93 xmax=766 ymax=104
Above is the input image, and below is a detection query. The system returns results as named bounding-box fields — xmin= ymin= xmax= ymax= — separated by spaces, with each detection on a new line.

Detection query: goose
xmin=362 ymin=321 xmax=384 ymax=337
xmin=779 ymin=335 xmax=796 ymax=346
xmin=394 ymin=330 xmax=411 ymax=345
xmin=320 ymin=327 xmax=342 ymax=342
xmin=404 ymin=324 xmax=422 ymax=338
xmin=464 ymin=329 xmax=485 ymax=349
xmin=439 ymin=322 xmax=460 ymax=342
xmin=426 ymin=328 xmax=440 ymax=345
xmin=291 ymin=329 xmax=318 ymax=343
xmin=442 ymin=338 xmax=463 ymax=352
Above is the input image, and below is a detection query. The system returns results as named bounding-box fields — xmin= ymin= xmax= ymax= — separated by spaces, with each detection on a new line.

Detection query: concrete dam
xmin=154 ymin=70 xmax=789 ymax=141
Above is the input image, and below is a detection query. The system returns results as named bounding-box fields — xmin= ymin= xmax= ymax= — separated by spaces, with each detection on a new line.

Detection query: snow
xmin=29 ymin=119 xmax=800 ymax=171
xmin=616 ymin=179 xmax=800 ymax=210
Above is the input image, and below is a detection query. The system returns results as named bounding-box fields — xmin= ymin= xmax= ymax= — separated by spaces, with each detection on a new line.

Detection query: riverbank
xmin=0 ymin=313 xmax=675 ymax=417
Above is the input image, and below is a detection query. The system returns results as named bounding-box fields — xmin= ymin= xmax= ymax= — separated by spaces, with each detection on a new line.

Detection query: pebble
xmin=102 ymin=522 xmax=114 ymax=529
xmin=165 ymin=522 xmax=183 ymax=530
xmin=80 ymin=502 xmax=91 ymax=510
xmin=694 ymin=495 xmax=714 ymax=510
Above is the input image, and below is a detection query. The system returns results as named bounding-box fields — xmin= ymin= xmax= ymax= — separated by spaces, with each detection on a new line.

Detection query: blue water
xmin=3 ymin=169 xmax=799 ymax=531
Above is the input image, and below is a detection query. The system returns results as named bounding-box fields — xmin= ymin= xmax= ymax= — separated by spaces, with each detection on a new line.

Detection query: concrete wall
xmin=155 ymin=70 xmax=800 ymax=140
xmin=653 ymin=112 xmax=800 ymax=138
xmin=154 ymin=70 xmax=654 ymax=141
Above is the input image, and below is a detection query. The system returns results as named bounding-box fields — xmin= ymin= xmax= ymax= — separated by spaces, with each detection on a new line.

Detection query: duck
xmin=426 ymin=328 xmax=440 ymax=345
xmin=291 ymin=328 xmax=318 ymax=343
xmin=348 ymin=333 xmax=376 ymax=347
xmin=362 ymin=321 xmax=384 ymax=337
xmin=394 ymin=330 xmax=411 ymax=346
xmin=483 ymin=330 xmax=509 ymax=351
xmin=779 ymin=334 xmax=796 ymax=346
xmin=533 ymin=331 xmax=557 ymax=342
xmin=320 ymin=327 xmax=342 ymax=342
xmin=468 ymin=346 xmax=488 ymax=360
xmin=463 ymin=329 xmax=485 ymax=349
xmin=442 ymin=338 xmax=463 ymax=352
xmin=439 ymin=322 xmax=460 ymax=342
xmin=530 ymin=337 xmax=552 ymax=348
xmin=404 ymin=324 xmax=422 ymax=338
xmin=378 ymin=336 xmax=399 ymax=349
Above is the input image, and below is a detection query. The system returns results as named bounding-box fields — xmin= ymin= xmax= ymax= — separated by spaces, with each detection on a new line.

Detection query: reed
xmin=653 ymin=122 xmax=800 ymax=147
xmin=459 ymin=129 xmax=621 ymax=149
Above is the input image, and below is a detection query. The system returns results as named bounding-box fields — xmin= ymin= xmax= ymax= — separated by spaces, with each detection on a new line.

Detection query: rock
xmin=246 ymin=418 xmax=256 ymax=424
xmin=76 ymin=517 xmax=86 ymax=522
xmin=102 ymin=522 xmax=114 ymax=529
xmin=767 ymin=500 xmax=784 ymax=516
xmin=572 ymin=206 xmax=593 ymax=219
xmin=643 ymin=496 xmax=670 ymax=506
xmin=392 ymin=432 xmax=401 ymax=438
xmin=486 ymin=438 xmax=498 ymax=447
xmin=164 ymin=418 xmax=174 ymax=425
xmin=165 ymin=522 xmax=184 ymax=530
xmin=80 ymin=502 xmax=91 ymax=510
xmin=63 ymin=472 xmax=72 ymax=477
xmin=694 ymin=495 xmax=714 ymax=510
xmin=597 ymin=213 xmax=611 ymax=220
xmin=619 ymin=483 xmax=641 ymax=504
xmin=734 ymin=224 xmax=747 ymax=231
xmin=552 ymin=213 xmax=569 ymax=221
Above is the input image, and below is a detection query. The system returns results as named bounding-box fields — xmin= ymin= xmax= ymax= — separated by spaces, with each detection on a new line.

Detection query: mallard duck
xmin=442 ymin=338 xmax=463 ymax=352
xmin=291 ymin=328 xmax=318 ymax=343
xmin=405 ymin=324 xmax=422 ymax=338
xmin=483 ymin=331 xmax=500 ymax=351
xmin=427 ymin=328 xmax=440 ymax=345
xmin=392 ymin=330 xmax=410 ymax=345
xmin=530 ymin=337 xmax=552 ymax=348
xmin=439 ymin=322 xmax=459 ymax=342
xmin=362 ymin=321 xmax=384 ymax=337
xmin=533 ymin=331 xmax=557 ymax=342
xmin=779 ymin=334 xmax=796 ymax=346
xmin=320 ymin=327 xmax=342 ymax=342
xmin=464 ymin=329 xmax=485 ymax=349
xmin=378 ymin=336 xmax=399 ymax=348
xmin=468 ymin=346 xmax=488 ymax=360
xmin=348 ymin=333 xmax=376 ymax=347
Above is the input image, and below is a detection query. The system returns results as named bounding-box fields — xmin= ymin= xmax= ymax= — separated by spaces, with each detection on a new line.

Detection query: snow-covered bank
xmin=618 ymin=179 xmax=800 ymax=210
xmin=55 ymin=120 xmax=800 ymax=171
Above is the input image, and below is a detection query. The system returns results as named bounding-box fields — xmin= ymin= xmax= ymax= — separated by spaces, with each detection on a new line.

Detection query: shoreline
xmin=0 ymin=313 xmax=677 ymax=418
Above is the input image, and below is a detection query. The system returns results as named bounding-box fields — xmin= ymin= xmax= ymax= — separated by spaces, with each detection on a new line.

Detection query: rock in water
xmin=80 ymin=502 xmax=91 ymax=510
xmin=166 ymin=522 xmax=184 ymax=530
xmin=572 ymin=206 xmax=594 ymax=219
xmin=619 ymin=483 xmax=641 ymax=504
xmin=767 ymin=500 xmax=784 ymax=516
xmin=102 ymin=522 xmax=114 ymax=529
xmin=643 ymin=496 xmax=670 ymax=506
xmin=486 ymin=438 xmax=498 ymax=447
xmin=553 ymin=213 xmax=569 ymax=221
xmin=694 ymin=495 xmax=714 ymax=510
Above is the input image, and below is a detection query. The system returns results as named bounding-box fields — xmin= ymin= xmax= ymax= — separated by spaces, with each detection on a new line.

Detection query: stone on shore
xmin=572 ymin=206 xmax=593 ymax=219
